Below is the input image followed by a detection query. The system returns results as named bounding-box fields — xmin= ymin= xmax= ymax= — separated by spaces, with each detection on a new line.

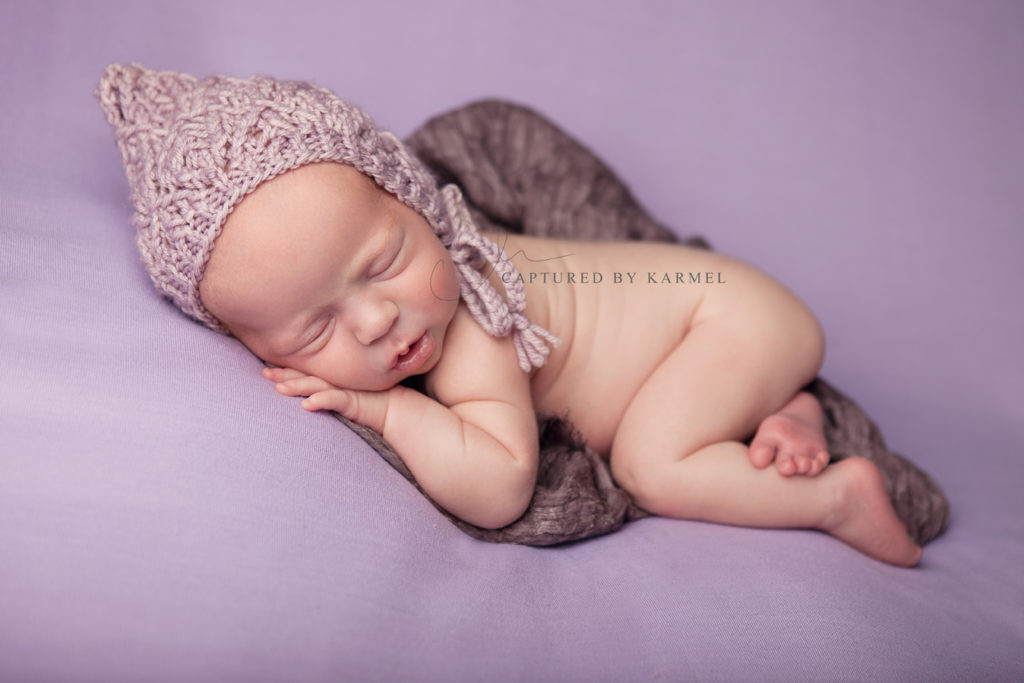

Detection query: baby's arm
xmin=268 ymin=310 xmax=539 ymax=530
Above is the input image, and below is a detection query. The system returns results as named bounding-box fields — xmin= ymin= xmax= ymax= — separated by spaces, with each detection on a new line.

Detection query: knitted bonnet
xmin=94 ymin=63 xmax=557 ymax=371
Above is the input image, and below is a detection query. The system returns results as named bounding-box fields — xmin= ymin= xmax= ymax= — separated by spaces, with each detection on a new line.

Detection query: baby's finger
xmin=274 ymin=376 xmax=337 ymax=397
xmin=302 ymin=388 xmax=389 ymax=434
xmin=261 ymin=366 xmax=308 ymax=382
xmin=301 ymin=389 xmax=355 ymax=418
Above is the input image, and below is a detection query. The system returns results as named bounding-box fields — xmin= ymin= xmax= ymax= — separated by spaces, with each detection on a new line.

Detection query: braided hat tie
xmin=95 ymin=63 xmax=557 ymax=372
xmin=443 ymin=185 xmax=560 ymax=371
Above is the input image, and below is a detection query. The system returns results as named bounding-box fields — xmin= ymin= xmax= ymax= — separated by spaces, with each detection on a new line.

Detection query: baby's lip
xmin=391 ymin=332 xmax=426 ymax=369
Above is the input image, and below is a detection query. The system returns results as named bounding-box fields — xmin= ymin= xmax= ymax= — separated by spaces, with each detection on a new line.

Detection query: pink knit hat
xmin=95 ymin=63 xmax=557 ymax=371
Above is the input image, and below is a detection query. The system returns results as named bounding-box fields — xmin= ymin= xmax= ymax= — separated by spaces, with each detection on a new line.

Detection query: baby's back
xmin=482 ymin=232 xmax=812 ymax=455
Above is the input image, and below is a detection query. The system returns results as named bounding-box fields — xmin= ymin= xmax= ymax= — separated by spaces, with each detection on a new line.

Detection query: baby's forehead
xmin=224 ymin=163 xmax=382 ymax=238
xmin=205 ymin=166 xmax=398 ymax=287
xmin=252 ymin=161 xmax=379 ymax=208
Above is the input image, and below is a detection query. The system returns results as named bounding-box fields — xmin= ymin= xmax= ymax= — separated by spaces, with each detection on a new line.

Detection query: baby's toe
xmin=748 ymin=440 xmax=777 ymax=469
xmin=790 ymin=454 xmax=815 ymax=475
xmin=775 ymin=449 xmax=797 ymax=476
xmin=809 ymin=450 xmax=830 ymax=476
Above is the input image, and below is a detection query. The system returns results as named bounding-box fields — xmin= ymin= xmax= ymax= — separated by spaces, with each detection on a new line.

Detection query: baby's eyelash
xmin=299 ymin=318 xmax=332 ymax=352
xmin=368 ymin=255 xmax=395 ymax=278
xmin=370 ymin=241 xmax=403 ymax=278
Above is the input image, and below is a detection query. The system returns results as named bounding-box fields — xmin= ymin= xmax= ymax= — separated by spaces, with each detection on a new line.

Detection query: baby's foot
xmin=820 ymin=457 xmax=923 ymax=567
xmin=748 ymin=391 xmax=830 ymax=476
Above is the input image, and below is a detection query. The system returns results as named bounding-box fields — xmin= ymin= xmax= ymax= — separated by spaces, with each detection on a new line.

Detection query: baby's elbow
xmin=467 ymin=462 xmax=535 ymax=530
xmin=470 ymin=495 xmax=531 ymax=530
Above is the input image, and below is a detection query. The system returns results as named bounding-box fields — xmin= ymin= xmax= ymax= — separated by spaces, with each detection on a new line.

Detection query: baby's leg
xmin=609 ymin=314 xmax=921 ymax=567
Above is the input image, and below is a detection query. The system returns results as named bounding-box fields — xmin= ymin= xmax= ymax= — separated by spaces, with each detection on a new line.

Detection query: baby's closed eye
xmin=368 ymin=237 xmax=404 ymax=279
xmin=297 ymin=317 xmax=334 ymax=354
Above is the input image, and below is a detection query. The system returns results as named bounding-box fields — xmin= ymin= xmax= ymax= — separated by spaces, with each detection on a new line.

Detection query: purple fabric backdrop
xmin=2 ymin=0 xmax=1022 ymax=680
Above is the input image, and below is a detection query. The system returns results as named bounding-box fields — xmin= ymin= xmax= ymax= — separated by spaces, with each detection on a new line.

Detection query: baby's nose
xmin=351 ymin=295 xmax=399 ymax=346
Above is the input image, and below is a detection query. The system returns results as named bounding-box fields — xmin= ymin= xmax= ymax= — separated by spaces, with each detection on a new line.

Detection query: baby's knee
xmin=610 ymin=448 xmax=678 ymax=515
xmin=773 ymin=297 xmax=826 ymax=384
xmin=797 ymin=305 xmax=826 ymax=379
xmin=750 ymin=300 xmax=826 ymax=392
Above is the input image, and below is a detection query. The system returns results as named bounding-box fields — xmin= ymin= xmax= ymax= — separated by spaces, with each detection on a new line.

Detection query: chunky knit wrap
xmin=94 ymin=63 xmax=557 ymax=372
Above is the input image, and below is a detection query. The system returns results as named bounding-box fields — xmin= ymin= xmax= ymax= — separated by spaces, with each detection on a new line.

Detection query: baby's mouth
xmin=392 ymin=331 xmax=433 ymax=373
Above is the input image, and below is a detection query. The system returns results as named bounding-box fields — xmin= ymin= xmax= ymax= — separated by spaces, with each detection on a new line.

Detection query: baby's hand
xmin=261 ymin=367 xmax=393 ymax=435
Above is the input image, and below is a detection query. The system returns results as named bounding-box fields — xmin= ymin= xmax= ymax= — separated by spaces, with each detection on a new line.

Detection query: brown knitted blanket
xmin=337 ymin=99 xmax=950 ymax=547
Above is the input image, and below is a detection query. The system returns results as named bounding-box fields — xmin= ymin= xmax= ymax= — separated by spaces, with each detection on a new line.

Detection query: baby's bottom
xmin=609 ymin=307 xmax=921 ymax=567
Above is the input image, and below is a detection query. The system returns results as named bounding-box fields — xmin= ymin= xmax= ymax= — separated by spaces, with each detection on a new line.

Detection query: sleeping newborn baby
xmin=97 ymin=63 xmax=922 ymax=567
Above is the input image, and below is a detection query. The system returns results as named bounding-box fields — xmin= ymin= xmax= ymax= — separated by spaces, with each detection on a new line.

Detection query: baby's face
xmin=199 ymin=162 xmax=460 ymax=391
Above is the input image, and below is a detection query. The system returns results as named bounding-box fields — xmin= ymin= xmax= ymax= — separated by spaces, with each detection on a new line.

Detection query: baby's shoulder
xmin=424 ymin=304 xmax=530 ymax=406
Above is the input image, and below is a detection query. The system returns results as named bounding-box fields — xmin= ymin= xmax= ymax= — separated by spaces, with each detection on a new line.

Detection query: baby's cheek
xmin=427 ymin=257 xmax=460 ymax=303
xmin=325 ymin=348 xmax=395 ymax=393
